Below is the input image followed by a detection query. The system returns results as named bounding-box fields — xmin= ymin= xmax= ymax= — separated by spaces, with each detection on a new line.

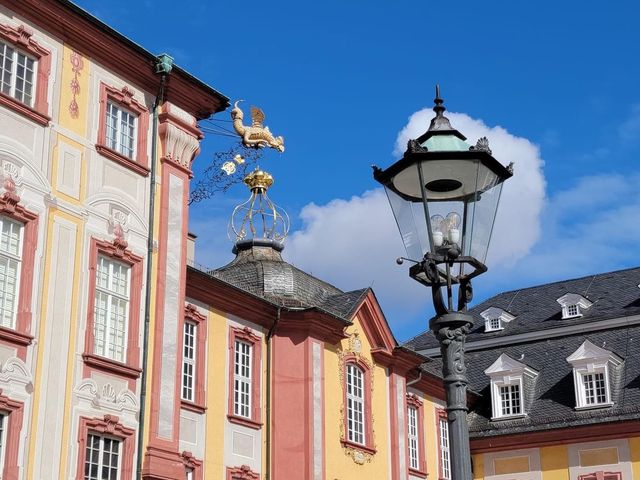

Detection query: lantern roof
xmin=416 ymin=85 xmax=467 ymax=145
xmin=372 ymin=87 xmax=513 ymax=201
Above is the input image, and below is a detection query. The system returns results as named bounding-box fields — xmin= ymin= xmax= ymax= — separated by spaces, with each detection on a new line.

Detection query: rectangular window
xmin=346 ymin=364 xmax=365 ymax=445
xmin=186 ymin=468 xmax=194 ymax=480
xmin=84 ymin=434 xmax=121 ymax=480
xmin=489 ymin=317 xmax=502 ymax=330
xmin=583 ymin=372 xmax=607 ymax=405
xmin=182 ymin=321 xmax=197 ymax=402
xmin=0 ymin=217 xmax=22 ymax=329
xmin=93 ymin=255 xmax=130 ymax=363
xmin=499 ymin=383 xmax=521 ymax=416
xmin=407 ymin=405 xmax=419 ymax=470
xmin=439 ymin=417 xmax=451 ymax=480
xmin=0 ymin=40 xmax=36 ymax=107
xmin=567 ymin=304 xmax=579 ymax=317
xmin=233 ymin=339 xmax=252 ymax=418
xmin=105 ymin=102 xmax=137 ymax=159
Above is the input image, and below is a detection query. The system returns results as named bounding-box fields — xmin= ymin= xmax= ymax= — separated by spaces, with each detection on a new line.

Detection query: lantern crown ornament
xmin=373 ymin=86 xmax=512 ymax=313
xmin=229 ymin=168 xmax=290 ymax=251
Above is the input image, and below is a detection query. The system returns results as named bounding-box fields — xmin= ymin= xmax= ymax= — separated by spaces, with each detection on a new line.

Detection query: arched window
xmin=341 ymin=357 xmax=375 ymax=454
xmin=346 ymin=363 xmax=365 ymax=445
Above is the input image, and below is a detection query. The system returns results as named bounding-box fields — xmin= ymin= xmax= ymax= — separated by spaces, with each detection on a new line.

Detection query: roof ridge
xmin=472 ymin=265 xmax=640 ymax=302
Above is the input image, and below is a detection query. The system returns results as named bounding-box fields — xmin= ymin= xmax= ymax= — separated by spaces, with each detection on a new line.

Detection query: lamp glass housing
xmin=383 ymin=154 xmax=506 ymax=265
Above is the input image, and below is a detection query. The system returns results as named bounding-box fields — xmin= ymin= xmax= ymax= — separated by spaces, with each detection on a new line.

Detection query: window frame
xmin=346 ymin=363 xmax=366 ymax=445
xmin=181 ymin=304 xmax=207 ymax=412
xmin=83 ymin=432 xmax=122 ymax=480
xmin=75 ymin=415 xmax=135 ymax=480
xmin=578 ymin=471 xmax=622 ymax=480
xmin=340 ymin=355 xmax=375 ymax=455
xmin=0 ymin=216 xmax=23 ymax=330
xmin=491 ymin=377 xmax=525 ymax=419
xmin=96 ymin=82 xmax=150 ymax=176
xmin=226 ymin=465 xmax=260 ymax=480
xmin=574 ymin=366 xmax=612 ymax=409
xmin=0 ymin=392 xmax=24 ymax=480
xmin=487 ymin=317 xmax=502 ymax=331
xmin=0 ymin=23 xmax=51 ymax=126
xmin=181 ymin=450 xmax=203 ymax=480
xmin=93 ymin=254 xmax=131 ymax=363
xmin=182 ymin=320 xmax=197 ymax=402
xmin=406 ymin=393 xmax=427 ymax=478
xmin=227 ymin=326 xmax=262 ymax=429
xmin=437 ymin=409 xmax=451 ymax=480
xmin=0 ymin=40 xmax=37 ymax=107
xmin=0 ymin=191 xmax=38 ymax=358
xmin=82 ymin=237 xmax=143 ymax=389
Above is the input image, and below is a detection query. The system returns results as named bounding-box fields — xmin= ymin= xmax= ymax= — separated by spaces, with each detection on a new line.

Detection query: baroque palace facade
xmin=0 ymin=1 xmax=639 ymax=480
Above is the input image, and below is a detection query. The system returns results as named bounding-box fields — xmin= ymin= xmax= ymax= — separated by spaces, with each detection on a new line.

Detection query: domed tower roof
xmin=211 ymin=168 xmax=367 ymax=318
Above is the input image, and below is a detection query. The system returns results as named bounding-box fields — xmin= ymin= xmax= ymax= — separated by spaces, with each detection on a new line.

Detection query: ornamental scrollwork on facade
xmin=337 ymin=330 xmax=376 ymax=465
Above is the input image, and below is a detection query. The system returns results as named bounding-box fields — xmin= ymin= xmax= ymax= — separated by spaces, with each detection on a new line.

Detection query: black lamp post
xmin=373 ymin=87 xmax=512 ymax=480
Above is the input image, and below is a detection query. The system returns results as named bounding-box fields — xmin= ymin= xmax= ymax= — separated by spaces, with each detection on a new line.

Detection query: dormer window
xmin=480 ymin=307 xmax=515 ymax=332
xmin=566 ymin=340 xmax=622 ymax=410
xmin=489 ymin=317 xmax=502 ymax=331
xmin=484 ymin=354 xmax=538 ymax=420
xmin=557 ymin=293 xmax=593 ymax=319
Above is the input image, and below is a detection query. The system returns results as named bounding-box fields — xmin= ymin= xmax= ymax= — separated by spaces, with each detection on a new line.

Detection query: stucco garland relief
xmin=338 ymin=331 xmax=376 ymax=465
xmin=1 ymin=160 xmax=23 ymax=188
xmin=69 ymin=51 xmax=84 ymax=118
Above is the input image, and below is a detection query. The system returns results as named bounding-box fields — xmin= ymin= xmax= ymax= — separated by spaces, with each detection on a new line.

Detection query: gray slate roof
xmin=465 ymin=325 xmax=640 ymax=437
xmin=210 ymin=242 xmax=367 ymax=321
xmin=402 ymin=266 xmax=640 ymax=437
xmin=404 ymin=267 xmax=640 ymax=351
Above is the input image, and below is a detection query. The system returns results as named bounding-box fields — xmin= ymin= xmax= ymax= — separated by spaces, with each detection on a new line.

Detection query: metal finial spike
xmin=433 ymin=84 xmax=445 ymax=116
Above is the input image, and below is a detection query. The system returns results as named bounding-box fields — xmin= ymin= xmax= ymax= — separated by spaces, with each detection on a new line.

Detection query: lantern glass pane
xmin=464 ymin=180 xmax=504 ymax=263
xmin=420 ymin=157 xmax=503 ymax=262
xmin=384 ymin=185 xmax=428 ymax=261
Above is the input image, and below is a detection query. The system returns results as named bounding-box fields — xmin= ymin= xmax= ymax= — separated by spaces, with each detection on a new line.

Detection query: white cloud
xmin=284 ymin=110 xmax=547 ymax=329
xmin=489 ymin=172 xmax=640 ymax=285
xmin=284 ymin=189 xmax=430 ymax=320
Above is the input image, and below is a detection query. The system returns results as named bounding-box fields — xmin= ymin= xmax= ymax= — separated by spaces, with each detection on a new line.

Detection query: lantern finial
xmin=429 ymin=84 xmax=454 ymax=132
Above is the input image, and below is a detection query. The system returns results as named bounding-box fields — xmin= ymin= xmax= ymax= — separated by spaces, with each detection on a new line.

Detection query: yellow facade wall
xmin=423 ymin=396 xmax=442 ymax=478
xmin=630 ymin=437 xmax=640 ymax=480
xmin=204 ymin=308 xmax=229 ymax=479
xmin=541 ymin=445 xmax=569 ymax=480
xmin=58 ymin=45 xmax=89 ymax=137
xmin=473 ymin=452 xmax=484 ymax=480
xmin=26 ymin=209 xmax=84 ymax=479
xmin=324 ymin=317 xmax=391 ymax=479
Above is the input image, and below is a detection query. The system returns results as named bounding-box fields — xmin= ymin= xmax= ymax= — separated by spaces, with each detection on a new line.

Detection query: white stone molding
xmin=557 ymin=293 xmax=593 ymax=319
xmin=566 ymin=340 xmax=622 ymax=409
xmin=160 ymin=121 xmax=200 ymax=169
xmin=75 ymin=378 xmax=139 ymax=416
xmin=0 ymin=356 xmax=33 ymax=401
xmin=480 ymin=306 xmax=516 ymax=332
xmin=484 ymin=354 xmax=538 ymax=420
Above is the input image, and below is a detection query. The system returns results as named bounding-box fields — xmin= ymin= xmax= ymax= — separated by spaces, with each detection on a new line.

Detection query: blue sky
xmin=76 ymin=0 xmax=640 ymax=341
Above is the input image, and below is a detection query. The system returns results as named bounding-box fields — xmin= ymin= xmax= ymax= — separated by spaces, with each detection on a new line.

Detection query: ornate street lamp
xmin=373 ymin=87 xmax=512 ymax=480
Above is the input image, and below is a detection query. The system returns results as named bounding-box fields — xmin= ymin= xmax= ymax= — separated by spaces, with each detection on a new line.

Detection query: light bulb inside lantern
xmin=430 ymin=214 xmax=445 ymax=247
xmin=445 ymin=212 xmax=461 ymax=245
